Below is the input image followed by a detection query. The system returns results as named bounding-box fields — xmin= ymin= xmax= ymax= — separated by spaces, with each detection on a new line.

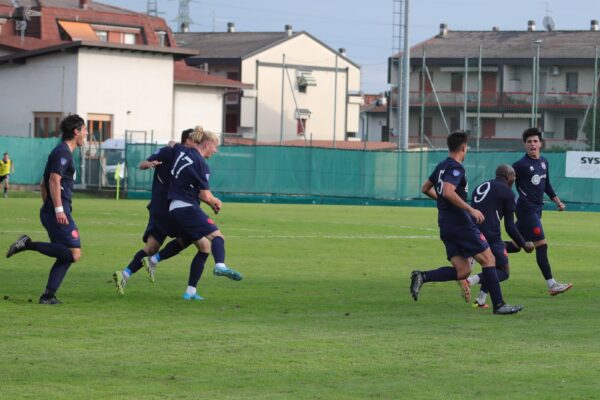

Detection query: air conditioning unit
xmin=550 ymin=66 xmax=560 ymax=76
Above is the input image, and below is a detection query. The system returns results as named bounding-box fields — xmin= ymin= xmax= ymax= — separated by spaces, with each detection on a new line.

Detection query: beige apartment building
xmin=388 ymin=20 xmax=600 ymax=150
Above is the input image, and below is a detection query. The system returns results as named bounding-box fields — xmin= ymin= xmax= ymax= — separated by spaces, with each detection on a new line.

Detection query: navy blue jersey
xmin=42 ymin=142 xmax=75 ymax=214
xmin=471 ymin=178 xmax=521 ymax=244
xmin=513 ymin=155 xmax=556 ymax=211
xmin=146 ymin=146 xmax=175 ymax=214
xmin=428 ymin=157 xmax=471 ymax=227
xmin=167 ymin=143 xmax=210 ymax=206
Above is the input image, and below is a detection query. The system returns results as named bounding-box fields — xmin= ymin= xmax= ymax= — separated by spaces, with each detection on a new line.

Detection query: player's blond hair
xmin=189 ymin=125 xmax=219 ymax=145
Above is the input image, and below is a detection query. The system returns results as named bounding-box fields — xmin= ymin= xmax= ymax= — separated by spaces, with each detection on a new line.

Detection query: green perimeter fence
xmin=2 ymin=136 xmax=599 ymax=208
xmin=127 ymin=144 xmax=600 ymax=207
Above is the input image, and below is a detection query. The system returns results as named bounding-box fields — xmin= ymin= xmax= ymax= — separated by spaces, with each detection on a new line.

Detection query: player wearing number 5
xmin=465 ymin=165 xmax=534 ymax=308
xmin=168 ymin=127 xmax=242 ymax=300
xmin=410 ymin=131 xmax=522 ymax=314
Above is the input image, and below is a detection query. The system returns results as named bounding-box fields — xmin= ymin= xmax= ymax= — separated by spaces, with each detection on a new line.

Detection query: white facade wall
xmin=495 ymin=118 xmax=530 ymax=138
xmin=173 ymin=85 xmax=224 ymax=137
xmin=0 ymin=52 xmax=78 ymax=136
xmin=77 ymin=49 xmax=174 ymax=142
xmin=241 ymin=33 xmax=360 ymax=142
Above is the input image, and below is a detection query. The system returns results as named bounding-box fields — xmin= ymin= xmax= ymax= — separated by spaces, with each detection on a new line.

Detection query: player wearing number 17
xmin=410 ymin=131 xmax=522 ymax=315
xmin=168 ymin=127 xmax=242 ymax=300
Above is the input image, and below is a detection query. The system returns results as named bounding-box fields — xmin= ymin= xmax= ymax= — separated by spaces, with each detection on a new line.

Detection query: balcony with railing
xmin=405 ymin=91 xmax=594 ymax=111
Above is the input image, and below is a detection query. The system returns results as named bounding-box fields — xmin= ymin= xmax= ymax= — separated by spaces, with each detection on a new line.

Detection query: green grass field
xmin=1 ymin=197 xmax=599 ymax=399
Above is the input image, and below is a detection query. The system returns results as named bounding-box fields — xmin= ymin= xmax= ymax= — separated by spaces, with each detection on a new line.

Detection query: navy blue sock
xmin=158 ymin=239 xmax=186 ymax=262
xmin=45 ymin=259 xmax=73 ymax=295
xmin=423 ymin=266 xmax=457 ymax=282
xmin=504 ymin=241 xmax=521 ymax=253
xmin=32 ymin=242 xmax=74 ymax=262
xmin=188 ymin=252 xmax=209 ymax=287
xmin=481 ymin=267 xmax=504 ymax=309
xmin=211 ymin=237 xmax=225 ymax=264
xmin=480 ymin=268 xmax=509 ymax=294
xmin=127 ymin=249 xmax=147 ymax=274
xmin=535 ymin=244 xmax=553 ymax=280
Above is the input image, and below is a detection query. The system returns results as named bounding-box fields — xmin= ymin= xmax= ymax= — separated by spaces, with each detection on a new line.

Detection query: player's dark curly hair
xmin=181 ymin=128 xmax=194 ymax=144
xmin=447 ymin=130 xmax=468 ymax=152
xmin=60 ymin=114 xmax=85 ymax=141
xmin=522 ymin=127 xmax=542 ymax=142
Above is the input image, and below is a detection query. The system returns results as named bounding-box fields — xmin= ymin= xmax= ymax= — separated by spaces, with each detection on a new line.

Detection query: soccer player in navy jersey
xmin=112 ymin=129 xmax=210 ymax=295
xmin=168 ymin=127 xmax=242 ymax=300
xmin=466 ymin=164 xmax=535 ymax=308
xmin=510 ymin=128 xmax=572 ymax=296
xmin=6 ymin=114 xmax=87 ymax=304
xmin=410 ymin=131 xmax=523 ymax=315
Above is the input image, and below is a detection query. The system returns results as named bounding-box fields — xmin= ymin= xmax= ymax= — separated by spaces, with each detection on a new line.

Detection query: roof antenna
xmin=9 ymin=0 xmax=42 ymax=45
xmin=543 ymin=1 xmax=555 ymax=31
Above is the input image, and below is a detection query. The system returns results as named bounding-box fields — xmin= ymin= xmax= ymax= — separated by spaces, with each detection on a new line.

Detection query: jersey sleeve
xmin=197 ymin=161 xmax=210 ymax=190
xmin=543 ymin=158 xmax=557 ymax=199
xmin=147 ymin=146 xmax=172 ymax=163
xmin=47 ymin=148 xmax=69 ymax=177
xmin=443 ymin=164 xmax=464 ymax=187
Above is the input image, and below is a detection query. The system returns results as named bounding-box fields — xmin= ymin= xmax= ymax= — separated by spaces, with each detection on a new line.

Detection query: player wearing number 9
xmin=465 ymin=164 xmax=534 ymax=308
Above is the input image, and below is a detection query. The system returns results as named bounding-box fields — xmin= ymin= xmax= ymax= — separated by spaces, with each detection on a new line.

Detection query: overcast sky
xmin=102 ymin=0 xmax=600 ymax=94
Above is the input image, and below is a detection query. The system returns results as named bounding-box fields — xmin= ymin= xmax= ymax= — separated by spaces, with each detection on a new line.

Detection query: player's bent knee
xmin=71 ymin=248 xmax=81 ymax=262
xmin=198 ymin=238 xmax=211 ymax=253
xmin=206 ymin=230 xmax=224 ymax=241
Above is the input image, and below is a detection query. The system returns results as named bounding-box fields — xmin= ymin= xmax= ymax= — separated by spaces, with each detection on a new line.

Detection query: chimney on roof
xmin=439 ymin=23 xmax=448 ymax=37
xmin=79 ymin=0 xmax=89 ymax=10
xmin=492 ymin=26 xmax=500 ymax=32
xmin=227 ymin=22 xmax=235 ymax=33
xmin=285 ymin=24 xmax=293 ymax=37
xmin=592 ymin=19 xmax=599 ymax=31
xmin=338 ymin=48 xmax=347 ymax=57
xmin=528 ymin=20 xmax=536 ymax=31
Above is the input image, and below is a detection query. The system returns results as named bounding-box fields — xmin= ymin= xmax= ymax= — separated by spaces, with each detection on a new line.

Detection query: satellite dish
xmin=543 ymin=16 xmax=556 ymax=31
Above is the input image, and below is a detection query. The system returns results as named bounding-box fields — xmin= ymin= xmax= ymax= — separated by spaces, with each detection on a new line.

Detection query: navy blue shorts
xmin=170 ymin=206 xmax=218 ymax=242
xmin=488 ymin=239 xmax=508 ymax=268
xmin=516 ymin=209 xmax=545 ymax=242
xmin=40 ymin=210 xmax=81 ymax=248
xmin=440 ymin=223 xmax=489 ymax=260
xmin=143 ymin=211 xmax=176 ymax=245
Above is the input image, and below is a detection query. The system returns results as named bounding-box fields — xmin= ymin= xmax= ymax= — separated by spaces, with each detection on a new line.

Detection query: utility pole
xmin=147 ymin=0 xmax=158 ymax=17
xmin=391 ymin=0 xmax=410 ymax=150
xmin=177 ymin=0 xmax=191 ymax=32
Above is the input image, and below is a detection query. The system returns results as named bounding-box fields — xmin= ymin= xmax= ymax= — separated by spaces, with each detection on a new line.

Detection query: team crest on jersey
xmin=531 ymin=174 xmax=541 ymax=185
xmin=452 ymin=169 xmax=460 ymax=177
xmin=60 ymin=157 xmax=68 ymax=166
xmin=541 ymin=162 xmax=546 ymax=170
